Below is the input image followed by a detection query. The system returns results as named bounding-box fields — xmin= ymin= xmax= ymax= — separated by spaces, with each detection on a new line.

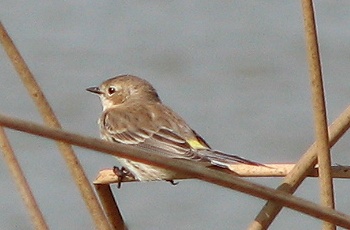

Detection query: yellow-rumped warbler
xmin=87 ymin=75 xmax=262 ymax=184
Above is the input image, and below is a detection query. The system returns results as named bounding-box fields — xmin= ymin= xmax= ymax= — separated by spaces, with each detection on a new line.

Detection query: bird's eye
xmin=107 ymin=87 xmax=116 ymax=95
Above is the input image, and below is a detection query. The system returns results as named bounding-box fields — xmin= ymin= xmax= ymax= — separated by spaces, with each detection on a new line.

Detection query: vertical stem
xmin=94 ymin=184 xmax=127 ymax=230
xmin=1 ymin=114 xmax=350 ymax=228
xmin=248 ymin=6 xmax=350 ymax=228
xmin=301 ymin=0 xmax=335 ymax=229
xmin=248 ymin=107 xmax=350 ymax=230
xmin=0 ymin=21 xmax=111 ymax=229
xmin=0 ymin=127 xmax=49 ymax=230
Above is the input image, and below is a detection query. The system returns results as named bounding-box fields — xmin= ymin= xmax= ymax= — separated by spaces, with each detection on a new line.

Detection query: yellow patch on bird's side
xmin=187 ymin=138 xmax=207 ymax=149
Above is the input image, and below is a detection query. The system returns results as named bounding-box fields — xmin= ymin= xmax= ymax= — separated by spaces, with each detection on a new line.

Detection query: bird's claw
xmin=113 ymin=166 xmax=132 ymax=188
xmin=167 ymin=180 xmax=179 ymax=185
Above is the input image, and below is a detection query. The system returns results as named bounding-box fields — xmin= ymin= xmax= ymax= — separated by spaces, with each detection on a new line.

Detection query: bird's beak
xmin=86 ymin=86 xmax=103 ymax=95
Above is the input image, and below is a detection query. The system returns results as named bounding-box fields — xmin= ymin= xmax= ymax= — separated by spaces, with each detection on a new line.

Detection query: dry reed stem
xmin=229 ymin=164 xmax=350 ymax=178
xmin=248 ymin=2 xmax=341 ymax=229
xmin=0 ymin=22 xmax=110 ymax=229
xmin=248 ymin=105 xmax=350 ymax=230
xmin=0 ymin=127 xmax=49 ymax=230
xmin=301 ymin=1 xmax=335 ymax=229
xmin=1 ymin=114 xmax=350 ymax=228
xmin=93 ymin=165 xmax=350 ymax=184
xmin=94 ymin=184 xmax=127 ymax=230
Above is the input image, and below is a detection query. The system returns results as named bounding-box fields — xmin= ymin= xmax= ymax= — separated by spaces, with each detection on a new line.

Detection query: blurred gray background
xmin=1 ymin=1 xmax=350 ymax=229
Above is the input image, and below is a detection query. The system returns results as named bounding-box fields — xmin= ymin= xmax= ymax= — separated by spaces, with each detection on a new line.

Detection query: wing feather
xmin=100 ymin=103 xmax=262 ymax=167
xmin=101 ymin=107 xmax=205 ymax=161
xmin=198 ymin=149 xmax=264 ymax=167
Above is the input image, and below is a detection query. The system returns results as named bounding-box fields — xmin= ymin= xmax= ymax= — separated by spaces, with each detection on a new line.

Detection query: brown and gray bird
xmin=87 ymin=75 xmax=261 ymax=183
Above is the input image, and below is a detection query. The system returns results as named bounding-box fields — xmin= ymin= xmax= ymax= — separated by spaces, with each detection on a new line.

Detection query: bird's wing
xmin=140 ymin=127 xmax=205 ymax=161
xmin=100 ymin=107 xmax=206 ymax=161
xmin=101 ymin=105 xmax=263 ymax=166
xmin=197 ymin=149 xmax=264 ymax=167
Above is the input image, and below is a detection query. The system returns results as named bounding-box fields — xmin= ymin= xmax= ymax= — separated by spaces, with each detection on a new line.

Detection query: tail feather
xmin=198 ymin=149 xmax=264 ymax=167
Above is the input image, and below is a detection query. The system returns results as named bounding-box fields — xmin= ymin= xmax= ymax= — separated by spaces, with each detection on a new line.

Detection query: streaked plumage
xmin=87 ymin=75 xmax=261 ymax=182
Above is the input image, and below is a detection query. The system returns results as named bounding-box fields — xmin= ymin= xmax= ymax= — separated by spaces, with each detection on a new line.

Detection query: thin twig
xmin=0 ymin=127 xmax=49 ymax=230
xmin=249 ymin=2 xmax=337 ymax=230
xmin=248 ymin=104 xmax=350 ymax=230
xmin=229 ymin=164 xmax=350 ymax=178
xmin=94 ymin=184 xmax=127 ymax=230
xmin=0 ymin=21 xmax=111 ymax=229
xmin=93 ymin=165 xmax=350 ymax=184
xmin=301 ymin=1 xmax=335 ymax=229
xmin=0 ymin=114 xmax=350 ymax=228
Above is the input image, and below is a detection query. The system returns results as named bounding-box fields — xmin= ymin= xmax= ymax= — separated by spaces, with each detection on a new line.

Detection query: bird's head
xmin=87 ymin=75 xmax=160 ymax=110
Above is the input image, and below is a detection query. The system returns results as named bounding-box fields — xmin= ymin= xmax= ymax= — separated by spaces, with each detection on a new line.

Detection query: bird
xmin=87 ymin=75 xmax=262 ymax=185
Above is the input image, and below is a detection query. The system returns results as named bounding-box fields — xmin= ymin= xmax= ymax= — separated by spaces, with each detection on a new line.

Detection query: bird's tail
xmin=198 ymin=149 xmax=264 ymax=168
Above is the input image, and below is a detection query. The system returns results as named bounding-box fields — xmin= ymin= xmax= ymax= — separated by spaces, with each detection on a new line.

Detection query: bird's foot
xmin=166 ymin=180 xmax=179 ymax=186
xmin=113 ymin=166 xmax=132 ymax=188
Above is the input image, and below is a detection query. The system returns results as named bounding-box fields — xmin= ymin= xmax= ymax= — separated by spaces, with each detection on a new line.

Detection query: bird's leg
xmin=113 ymin=166 xmax=133 ymax=188
xmin=166 ymin=180 xmax=179 ymax=185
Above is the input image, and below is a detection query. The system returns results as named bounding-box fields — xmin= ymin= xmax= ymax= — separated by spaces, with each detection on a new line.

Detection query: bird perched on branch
xmin=87 ymin=75 xmax=262 ymax=186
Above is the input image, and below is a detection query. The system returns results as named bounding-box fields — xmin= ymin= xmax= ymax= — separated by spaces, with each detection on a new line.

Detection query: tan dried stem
xmin=93 ymin=165 xmax=350 ymax=185
xmin=248 ymin=104 xmax=350 ymax=230
xmin=0 ymin=21 xmax=110 ymax=229
xmin=0 ymin=127 xmax=49 ymax=230
xmin=94 ymin=184 xmax=127 ymax=230
xmin=0 ymin=114 xmax=350 ymax=228
xmin=301 ymin=0 xmax=335 ymax=229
